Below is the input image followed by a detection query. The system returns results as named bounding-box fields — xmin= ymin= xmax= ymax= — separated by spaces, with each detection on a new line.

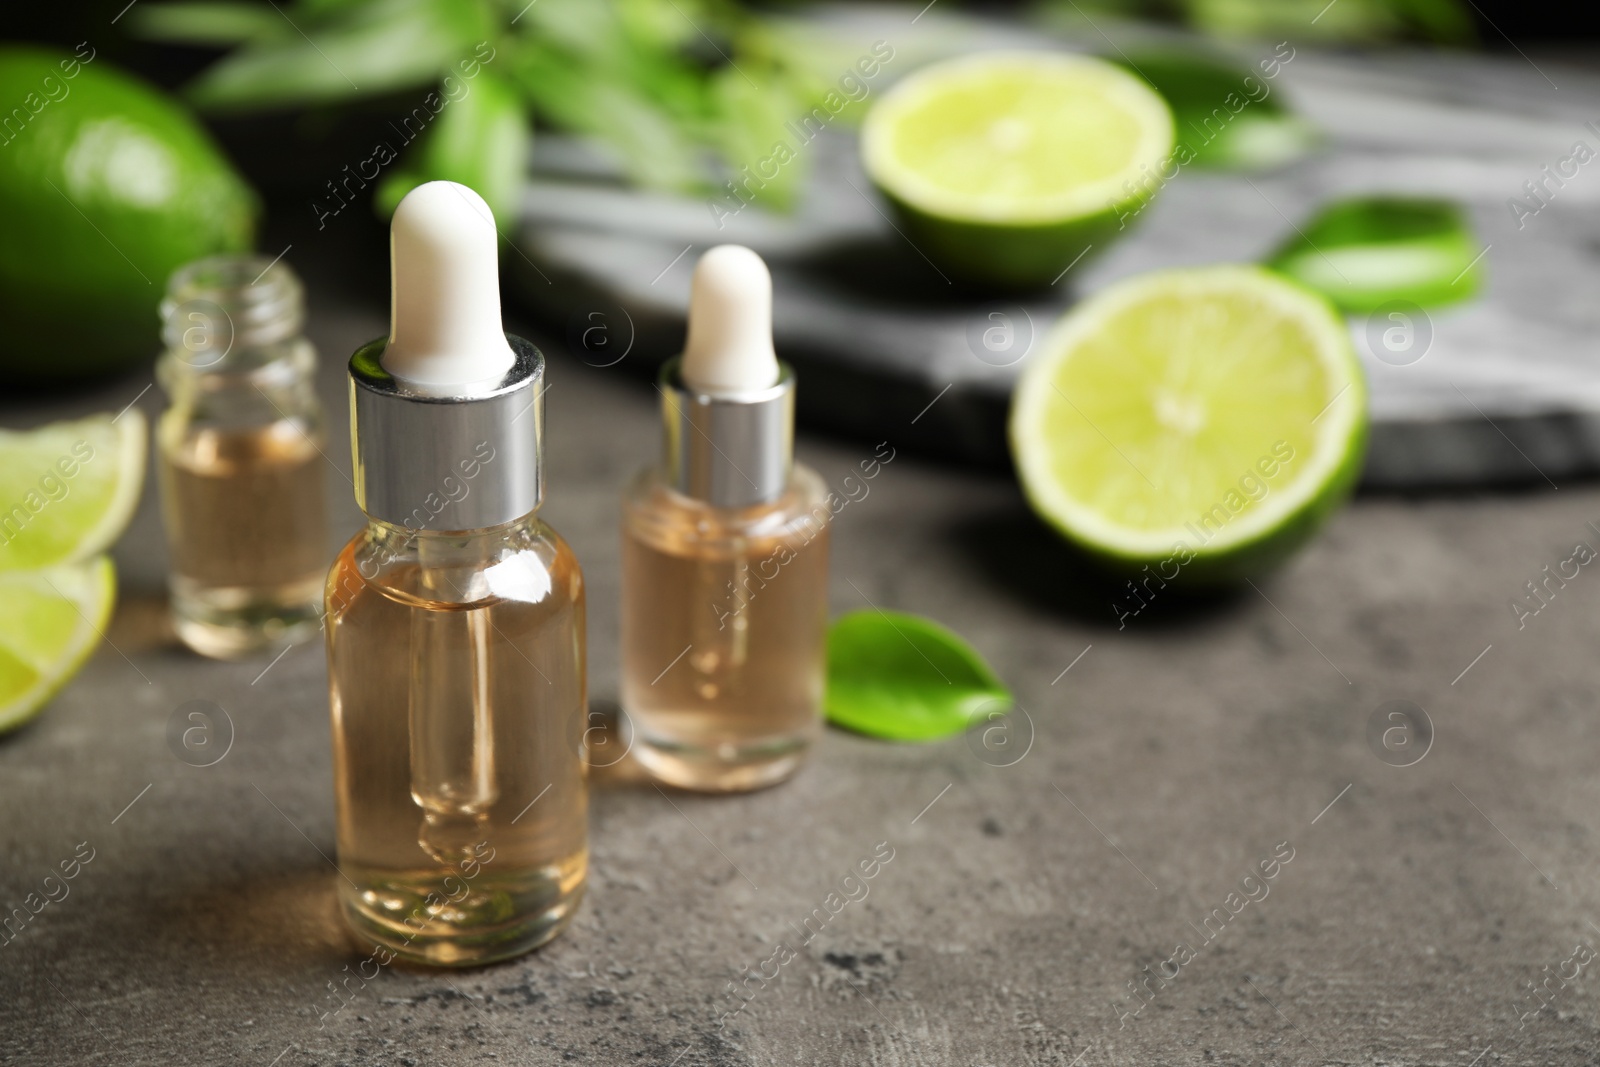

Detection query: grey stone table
xmin=6 ymin=236 xmax=1600 ymax=1067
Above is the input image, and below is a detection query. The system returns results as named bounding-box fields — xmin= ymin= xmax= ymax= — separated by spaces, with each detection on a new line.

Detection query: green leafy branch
xmin=130 ymin=0 xmax=856 ymax=222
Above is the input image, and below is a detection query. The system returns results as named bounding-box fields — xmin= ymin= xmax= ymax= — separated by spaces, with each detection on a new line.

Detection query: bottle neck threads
xmin=160 ymin=254 xmax=305 ymax=371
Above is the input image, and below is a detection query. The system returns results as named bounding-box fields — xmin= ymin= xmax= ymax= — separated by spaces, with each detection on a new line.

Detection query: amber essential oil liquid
xmin=621 ymin=467 xmax=830 ymax=792
xmin=159 ymin=418 xmax=328 ymax=657
xmin=325 ymin=517 xmax=587 ymax=966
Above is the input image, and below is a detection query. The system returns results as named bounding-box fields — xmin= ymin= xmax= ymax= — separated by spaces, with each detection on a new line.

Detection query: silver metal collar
xmin=349 ymin=334 xmax=544 ymax=531
xmin=660 ymin=357 xmax=794 ymax=509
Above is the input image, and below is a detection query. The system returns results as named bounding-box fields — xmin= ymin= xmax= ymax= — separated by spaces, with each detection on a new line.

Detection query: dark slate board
xmin=511 ymin=8 xmax=1600 ymax=488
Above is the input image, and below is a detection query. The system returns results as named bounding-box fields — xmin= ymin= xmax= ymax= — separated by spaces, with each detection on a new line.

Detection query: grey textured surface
xmin=5 ymin=243 xmax=1600 ymax=1066
xmin=513 ymin=8 xmax=1600 ymax=486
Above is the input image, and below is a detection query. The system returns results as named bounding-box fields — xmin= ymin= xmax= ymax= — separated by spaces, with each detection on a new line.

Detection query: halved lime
xmin=861 ymin=51 xmax=1175 ymax=288
xmin=0 ymin=411 xmax=147 ymax=571
xmin=1010 ymin=265 xmax=1366 ymax=582
xmin=0 ymin=557 xmax=116 ymax=733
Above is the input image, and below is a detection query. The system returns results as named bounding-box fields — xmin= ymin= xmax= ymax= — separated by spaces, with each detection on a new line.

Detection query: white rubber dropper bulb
xmin=382 ymin=181 xmax=516 ymax=390
xmin=681 ymin=245 xmax=780 ymax=395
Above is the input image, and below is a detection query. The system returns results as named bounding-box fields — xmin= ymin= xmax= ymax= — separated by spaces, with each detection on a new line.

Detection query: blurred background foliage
xmin=13 ymin=0 xmax=1500 ymax=223
xmin=2 ymin=0 xmax=1580 ymax=232
xmin=125 ymin=0 xmax=883 ymax=218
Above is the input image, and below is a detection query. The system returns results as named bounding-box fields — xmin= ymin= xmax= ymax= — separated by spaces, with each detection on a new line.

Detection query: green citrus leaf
xmin=1266 ymin=195 xmax=1484 ymax=312
xmin=187 ymin=0 xmax=494 ymax=111
xmin=1117 ymin=50 xmax=1317 ymax=171
xmin=710 ymin=63 xmax=807 ymax=210
xmin=1186 ymin=0 xmax=1475 ymax=45
xmin=128 ymin=2 xmax=294 ymax=47
xmin=375 ymin=70 xmax=530 ymax=224
xmin=825 ymin=610 xmax=1011 ymax=742
xmin=1392 ymin=0 xmax=1478 ymax=43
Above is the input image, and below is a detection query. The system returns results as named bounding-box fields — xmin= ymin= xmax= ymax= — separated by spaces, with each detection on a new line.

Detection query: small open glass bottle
xmin=156 ymin=255 xmax=329 ymax=658
xmin=325 ymin=182 xmax=587 ymax=966
xmin=621 ymin=246 xmax=831 ymax=792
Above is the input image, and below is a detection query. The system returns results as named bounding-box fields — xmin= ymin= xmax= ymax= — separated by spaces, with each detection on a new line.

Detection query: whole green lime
xmin=0 ymin=47 xmax=257 ymax=383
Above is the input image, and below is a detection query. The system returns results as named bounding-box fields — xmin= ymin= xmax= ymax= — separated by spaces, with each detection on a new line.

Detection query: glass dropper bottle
xmin=324 ymin=182 xmax=588 ymax=966
xmin=156 ymin=255 xmax=329 ymax=658
xmin=620 ymin=245 xmax=831 ymax=792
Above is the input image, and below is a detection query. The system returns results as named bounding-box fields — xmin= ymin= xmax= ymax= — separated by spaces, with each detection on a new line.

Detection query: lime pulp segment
xmin=0 ymin=557 xmax=115 ymax=733
xmin=862 ymin=51 xmax=1175 ymax=224
xmin=1010 ymin=266 xmax=1365 ymax=561
xmin=0 ymin=410 xmax=147 ymax=572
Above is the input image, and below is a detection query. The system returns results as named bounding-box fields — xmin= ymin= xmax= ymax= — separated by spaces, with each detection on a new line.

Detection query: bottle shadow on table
xmin=945 ymin=501 xmax=1255 ymax=630
xmin=582 ymin=698 xmax=659 ymax=793
xmin=124 ymin=862 xmax=354 ymax=975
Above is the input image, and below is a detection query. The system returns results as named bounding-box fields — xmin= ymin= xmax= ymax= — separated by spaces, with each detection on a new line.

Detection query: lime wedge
xmin=0 ymin=411 xmax=147 ymax=572
xmin=862 ymin=51 xmax=1174 ymax=288
xmin=0 ymin=557 xmax=116 ymax=733
xmin=1010 ymin=265 xmax=1366 ymax=582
